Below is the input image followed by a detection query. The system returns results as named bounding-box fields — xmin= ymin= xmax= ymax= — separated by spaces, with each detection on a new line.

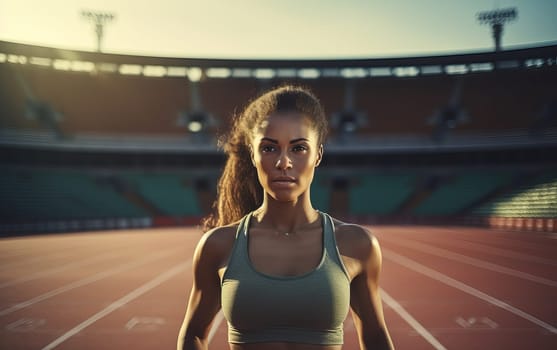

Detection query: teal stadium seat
xmin=349 ymin=174 xmax=415 ymax=215
xmin=0 ymin=168 xmax=147 ymax=221
xmin=472 ymin=171 xmax=557 ymax=218
xmin=122 ymin=172 xmax=201 ymax=216
xmin=412 ymin=171 xmax=517 ymax=216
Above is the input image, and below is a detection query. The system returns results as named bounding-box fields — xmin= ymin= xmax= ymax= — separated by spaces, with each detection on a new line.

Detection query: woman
xmin=178 ymin=85 xmax=394 ymax=350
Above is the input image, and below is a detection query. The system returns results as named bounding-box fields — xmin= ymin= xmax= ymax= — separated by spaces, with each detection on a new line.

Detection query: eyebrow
xmin=260 ymin=137 xmax=310 ymax=144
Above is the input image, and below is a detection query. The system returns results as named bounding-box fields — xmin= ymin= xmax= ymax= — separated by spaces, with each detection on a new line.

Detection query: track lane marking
xmin=0 ymin=237 xmax=124 ymax=272
xmin=388 ymin=233 xmax=557 ymax=267
xmin=0 ymin=251 xmax=122 ymax=289
xmin=41 ymin=259 xmax=192 ymax=350
xmin=380 ymin=288 xmax=447 ymax=350
xmin=381 ymin=238 xmax=557 ymax=287
xmin=0 ymin=249 xmax=178 ymax=316
xmin=383 ymin=249 xmax=557 ymax=334
xmin=0 ymin=250 xmax=81 ymax=273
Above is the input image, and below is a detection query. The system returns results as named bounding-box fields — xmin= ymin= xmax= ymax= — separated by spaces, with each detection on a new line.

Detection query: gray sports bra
xmin=220 ymin=211 xmax=351 ymax=345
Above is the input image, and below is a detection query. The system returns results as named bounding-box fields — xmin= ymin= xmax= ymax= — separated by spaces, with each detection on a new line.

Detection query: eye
xmin=260 ymin=144 xmax=276 ymax=153
xmin=292 ymin=144 xmax=308 ymax=153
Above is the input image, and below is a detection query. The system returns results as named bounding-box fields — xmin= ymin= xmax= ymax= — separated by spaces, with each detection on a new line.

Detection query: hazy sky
xmin=1 ymin=0 xmax=556 ymax=59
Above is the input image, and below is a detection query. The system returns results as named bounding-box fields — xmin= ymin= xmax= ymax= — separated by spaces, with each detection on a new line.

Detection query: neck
xmin=254 ymin=194 xmax=319 ymax=234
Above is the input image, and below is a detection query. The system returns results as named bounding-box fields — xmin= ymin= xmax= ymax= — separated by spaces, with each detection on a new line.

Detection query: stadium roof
xmin=1 ymin=40 xmax=556 ymax=81
xmin=1 ymin=1 xmax=556 ymax=59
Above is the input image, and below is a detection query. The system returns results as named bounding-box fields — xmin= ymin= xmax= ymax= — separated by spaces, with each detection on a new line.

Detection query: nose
xmin=275 ymin=151 xmax=292 ymax=170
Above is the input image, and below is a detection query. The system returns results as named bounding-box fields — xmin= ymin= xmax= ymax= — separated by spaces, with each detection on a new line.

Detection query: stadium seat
xmin=412 ymin=171 xmax=518 ymax=216
xmin=0 ymin=167 xmax=147 ymax=221
xmin=472 ymin=170 xmax=557 ymax=218
xmin=120 ymin=171 xmax=202 ymax=217
xmin=349 ymin=173 xmax=416 ymax=215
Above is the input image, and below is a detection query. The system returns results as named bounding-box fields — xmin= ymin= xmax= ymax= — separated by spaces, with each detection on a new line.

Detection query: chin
xmin=266 ymin=190 xmax=294 ymax=202
xmin=271 ymin=195 xmax=297 ymax=203
xmin=270 ymin=190 xmax=305 ymax=204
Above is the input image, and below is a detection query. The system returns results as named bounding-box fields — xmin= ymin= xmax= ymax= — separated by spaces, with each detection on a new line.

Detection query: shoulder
xmin=332 ymin=217 xmax=379 ymax=254
xmin=193 ymin=223 xmax=239 ymax=269
xmin=330 ymin=217 xmax=382 ymax=269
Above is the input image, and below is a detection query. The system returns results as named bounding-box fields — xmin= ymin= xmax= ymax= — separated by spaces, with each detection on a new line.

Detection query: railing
xmin=1 ymin=127 xmax=555 ymax=154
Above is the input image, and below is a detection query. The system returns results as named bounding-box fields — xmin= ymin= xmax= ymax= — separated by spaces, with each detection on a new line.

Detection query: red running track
xmin=0 ymin=225 xmax=555 ymax=349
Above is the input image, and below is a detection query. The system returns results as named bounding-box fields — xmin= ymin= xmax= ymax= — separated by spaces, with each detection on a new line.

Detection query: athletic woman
xmin=178 ymin=85 xmax=394 ymax=350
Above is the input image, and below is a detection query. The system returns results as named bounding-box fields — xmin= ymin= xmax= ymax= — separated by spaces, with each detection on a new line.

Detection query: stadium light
xmin=187 ymin=67 xmax=203 ymax=82
xmin=177 ymin=110 xmax=216 ymax=141
xmin=187 ymin=112 xmax=206 ymax=133
xmin=81 ymin=10 xmax=116 ymax=52
xmin=477 ymin=7 xmax=517 ymax=52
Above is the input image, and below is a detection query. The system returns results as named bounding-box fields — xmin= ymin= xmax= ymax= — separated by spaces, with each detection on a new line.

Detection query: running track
xmin=0 ymin=225 xmax=555 ymax=349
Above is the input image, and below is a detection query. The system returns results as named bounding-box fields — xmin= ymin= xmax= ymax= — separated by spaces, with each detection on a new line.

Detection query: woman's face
xmin=250 ymin=111 xmax=323 ymax=203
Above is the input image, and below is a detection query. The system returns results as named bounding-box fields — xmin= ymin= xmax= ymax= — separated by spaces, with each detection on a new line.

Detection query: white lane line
xmin=403 ymin=236 xmax=557 ymax=267
xmin=0 ymin=251 xmax=121 ymax=289
xmin=382 ymin=238 xmax=557 ymax=287
xmin=383 ymin=249 xmax=557 ymax=334
xmin=380 ymin=288 xmax=447 ymax=350
xmin=41 ymin=259 xmax=192 ymax=350
xmin=208 ymin=311 xmax=225 ymax=344
xmin=0 ymin=250 xmax=79 ymax=272
xmin=0 ymin=249 xmax=177 ymax=316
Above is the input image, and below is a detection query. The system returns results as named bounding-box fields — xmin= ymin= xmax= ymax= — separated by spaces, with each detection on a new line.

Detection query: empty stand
xmin=120 ymin=171 xmax=202 ymax=216
xmin=472 ymin=170 xmax=557 ymax=218
xmin=3 ymin=61 xmax=556 ymax=140
xmin=0 ymin=64 xmax=43 ymax=130
xmin=412 ymin=170 xmax=519 ymax=216
xmin=349 ymin=173 xmax=416 ymax=215
xmin=305 ymin=79 xmax=346 ymax=120
xmin=458 ymin=69 xmax=557 ymax=133
xmin=7 ymin=64 xmax=195 ymax=136
xmin=353 ymin=75 xmax=454 ymax=136
xmin=0 ymin=167 xmax=147 ymax=222
xmin=2 ymin=42 xmax=556 ymax=233
xmin=198 ymin=78 xmax=260 ymax=130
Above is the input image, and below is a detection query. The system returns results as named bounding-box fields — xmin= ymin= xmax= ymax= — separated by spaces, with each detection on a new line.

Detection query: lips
xmin=273 ymin=176 xmax=296 ymax=183
xmin=272 ymin=176 xmax=297 ymax=188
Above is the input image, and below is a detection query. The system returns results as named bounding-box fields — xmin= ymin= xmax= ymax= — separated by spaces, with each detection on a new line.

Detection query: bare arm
xmin=177 ymin=230 xmax=224 ymax=350
xmin=350 ymin=230 xmax=394 ymax=350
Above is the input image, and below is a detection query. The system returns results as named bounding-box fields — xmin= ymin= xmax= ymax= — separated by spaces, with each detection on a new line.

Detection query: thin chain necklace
xmin=252 ymin=209 xmax=320 ymax=237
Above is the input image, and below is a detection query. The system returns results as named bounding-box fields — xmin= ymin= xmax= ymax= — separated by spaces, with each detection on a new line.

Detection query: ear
xmin=315 ymin=144 xmax=323 ymax=167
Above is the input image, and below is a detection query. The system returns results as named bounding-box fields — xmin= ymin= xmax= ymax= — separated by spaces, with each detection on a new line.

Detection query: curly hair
xmin=201 ymin=85 xmax=328 ymax=232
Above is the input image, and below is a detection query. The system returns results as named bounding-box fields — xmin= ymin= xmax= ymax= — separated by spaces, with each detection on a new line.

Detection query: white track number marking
xmin=6 ymin=318 xmax=46 ymax=332
xmin=125 ymin=317 xmax=165 ymax=331
xmin=455 ymin=316 xmax=498 ymax=329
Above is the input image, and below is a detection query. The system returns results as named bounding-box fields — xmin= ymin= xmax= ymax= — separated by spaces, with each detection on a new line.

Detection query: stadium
xmin=1 ymin=40 xmax=556 ymax=234
xmin=0 ymin=4 xmax=556 ymax=349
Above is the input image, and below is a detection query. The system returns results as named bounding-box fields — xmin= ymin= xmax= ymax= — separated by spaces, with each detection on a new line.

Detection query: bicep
xmin=350 ymin=235 xmax=393 ymax=349
xmin=183 ymin=263 xmax=222 ymax=337
xmin=178 ymin=234 xmax=223 ymax=349
xmin=349 ymin=259 xmax=383 ymax=334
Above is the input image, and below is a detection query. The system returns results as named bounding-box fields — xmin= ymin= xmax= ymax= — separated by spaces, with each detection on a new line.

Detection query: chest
xmin=247 ymin=228 xmax=323 ymax=277
xmin=221 ymin=234 xmax=351 ymax=332
xmin=222 ymin=264 xmax=350 ymax=331
xmin=219 ymin=219 xmax=353 ymax=335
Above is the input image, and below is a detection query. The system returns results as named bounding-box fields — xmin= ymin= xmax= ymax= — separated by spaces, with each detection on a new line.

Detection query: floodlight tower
xmin=477 ymin=7 xmax=517 ymax=52
xmin=81 ymin=10 xmax=115 ymax=52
